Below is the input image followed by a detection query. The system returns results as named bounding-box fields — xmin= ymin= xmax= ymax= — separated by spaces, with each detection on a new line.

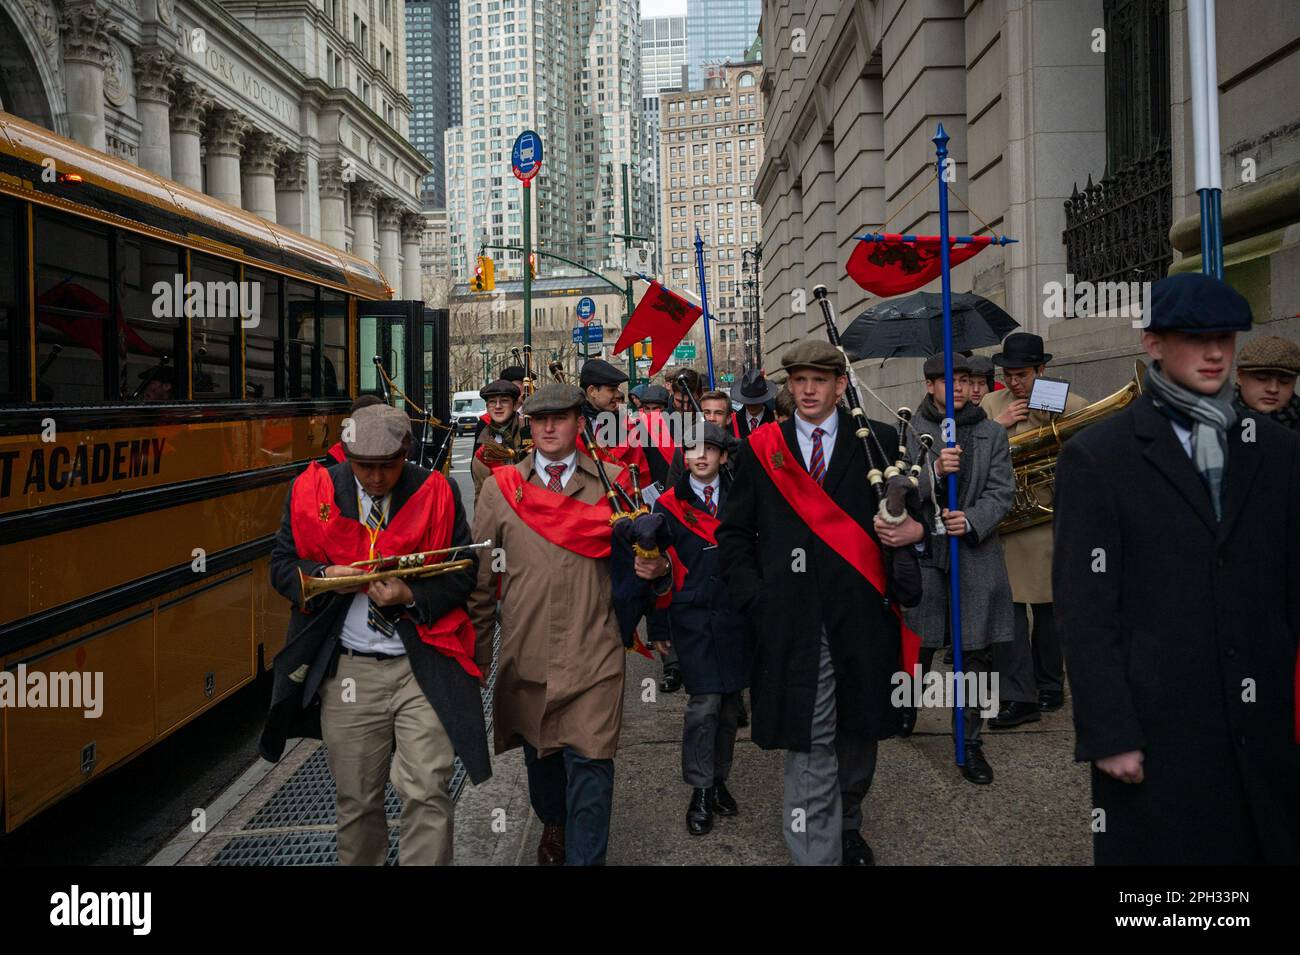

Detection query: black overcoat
xmin=717 ymin=411 xmax=907 ymax=751
xmin=1053 ymin=395 xmax=1300 ymax=864
xmin=736 ymin=405 xmax=776 ymax=438
xmin=648 ymin=472 xmax=751 ymax=695
xmin=260 ymin=460 xmax=492 ymax=785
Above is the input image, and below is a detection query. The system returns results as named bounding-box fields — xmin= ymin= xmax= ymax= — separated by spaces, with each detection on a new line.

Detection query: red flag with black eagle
xmin=846 ymin=234 xmax=994 ymax=297
xmin=614 ymin=281 xmax=702 ymax=376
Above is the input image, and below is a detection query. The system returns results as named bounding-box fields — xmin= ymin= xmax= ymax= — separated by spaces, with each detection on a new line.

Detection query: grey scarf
xmin=1145 ymin=362 xmax=1236 ymax=520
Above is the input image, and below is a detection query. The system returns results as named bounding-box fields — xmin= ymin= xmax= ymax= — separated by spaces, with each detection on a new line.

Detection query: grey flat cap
xmin=480 ymin=378 xmax=522 ymax=400
xmin=967 ymin=355 xmax=995 ymax=377
xmin=922 ymin=353 xmax=974 ymax=379
xmin=522 ymin=382 xmax=584 ymax=416
xmin=781 ymin=339 xmax=846 ymax=375
xmin=344 ymin=404 xmax=412 ymax=462
xmin=639 ymin=384 xmax=671 ymax=407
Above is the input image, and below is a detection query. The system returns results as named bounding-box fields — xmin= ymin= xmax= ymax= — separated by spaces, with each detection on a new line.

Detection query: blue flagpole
xmin=694 ymin=229 xmax=717 ymax=389
xmin=933 ymin=123 xmax=965 ymax=767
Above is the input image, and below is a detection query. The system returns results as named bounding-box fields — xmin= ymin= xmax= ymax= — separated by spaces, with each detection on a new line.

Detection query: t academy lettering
xmin=0 ymin=438 xmax=166 ymax=498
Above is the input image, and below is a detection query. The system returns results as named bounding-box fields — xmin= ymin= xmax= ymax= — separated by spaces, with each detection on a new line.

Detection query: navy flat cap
xmin=1146 ymin=273 xmax=1252 ymax=334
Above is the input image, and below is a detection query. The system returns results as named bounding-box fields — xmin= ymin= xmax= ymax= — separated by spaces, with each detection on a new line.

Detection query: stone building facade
xmin=755 ymin=0 xmax=1299 ymax=407
xmin=0 ymin=0 xmax=429 ymax=296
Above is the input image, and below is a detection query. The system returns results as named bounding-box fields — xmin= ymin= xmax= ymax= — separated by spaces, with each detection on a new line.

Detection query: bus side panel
xmin=258 ymin=557 xmax=291 ymax=670
xmin=156 ymin=573 xmax=255 ymax=735
xmin=3 ymin=615 xmax=155 ymax=831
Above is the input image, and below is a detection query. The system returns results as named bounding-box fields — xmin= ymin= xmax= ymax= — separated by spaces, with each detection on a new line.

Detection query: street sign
xmin=625 ymin=246 xmax=653 ymax=274
xmin=635 ymin=359 xmax=652 ymax=373
xmin=673 ymin=342 xmax=696 ymax=361
xmin=571 ymin=324 xmax=604 ymax=344
xmin=511 ymin=130 xmax=543 ymax=183
xmin=575 ymin=296 xmax=596 ymax=324
xmin=720 ymin=373 xmax=735 ymax=383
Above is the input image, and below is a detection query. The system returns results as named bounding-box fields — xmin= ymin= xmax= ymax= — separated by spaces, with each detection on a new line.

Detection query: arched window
xmin=738 ymin=72 xmax=755 ymax=89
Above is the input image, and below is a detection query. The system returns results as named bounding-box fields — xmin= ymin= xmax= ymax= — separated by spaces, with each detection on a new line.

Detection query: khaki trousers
xmin=320 ymin=652 xmax=456 ymax=865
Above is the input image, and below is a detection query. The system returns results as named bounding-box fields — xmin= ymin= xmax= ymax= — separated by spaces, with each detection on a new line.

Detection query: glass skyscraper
xmin=405 ymin=0 xmax=456 ymax=209
xmin=686 ymin=0 xmax=761 ymax=91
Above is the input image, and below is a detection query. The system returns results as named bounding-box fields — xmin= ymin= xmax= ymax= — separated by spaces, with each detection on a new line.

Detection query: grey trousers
xmin=993 ymin=601 xmax=1061 ymax=702
xmin=918 ymin=645 xmax=990 ymax=746
xmin=782 ymin=632 xmax=879 ymax=866
xmin=682 ymin=691 xmax=742 ymax=788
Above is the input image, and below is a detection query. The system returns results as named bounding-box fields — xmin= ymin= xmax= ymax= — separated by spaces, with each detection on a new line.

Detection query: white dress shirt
xmin=794 ymin=409 xmax=839 ymax=474
xmin=339 ymin=479 xmax=407 ymax=656
xmin=534 ymin=448 xmax=579 ymax=490
xmin=747 ymin=412 xmax=764 ymax=433
xmin=1170 ymin=420 xmax=1194 ymax=458
xmin=688 ymin=473 xmax=721 ymax=511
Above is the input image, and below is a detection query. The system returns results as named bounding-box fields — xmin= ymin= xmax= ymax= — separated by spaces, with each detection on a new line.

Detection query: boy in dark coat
xmin=648 ymin=424 xmax=752 ymax=836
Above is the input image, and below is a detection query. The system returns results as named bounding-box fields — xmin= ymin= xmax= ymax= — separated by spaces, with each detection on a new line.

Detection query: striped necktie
xmin=809 ymin=427 xmax=827 ymax=486
xmin=703 ymin=484 xmax=716 ymax=516
xmin=545 ymin=463 xmax=566 ymax=492
xmin=365 ymin=498 xmax=396 ymax=637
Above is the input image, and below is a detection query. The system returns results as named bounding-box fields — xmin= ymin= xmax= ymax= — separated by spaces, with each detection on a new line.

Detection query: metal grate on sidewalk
xmin=210 ymin=627 xmax=501 ymax=866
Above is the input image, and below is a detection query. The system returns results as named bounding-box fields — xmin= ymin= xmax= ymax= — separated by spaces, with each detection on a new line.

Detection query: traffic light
xmin=631 ymin=340 xmax=653 ymax=360
xmin=471 ymin=255 xmax=495 ymax=292
xmin=527 ymin=252 xmax=537 ymax=279
xmin=471 ymin=258 xmax=484 ymax=292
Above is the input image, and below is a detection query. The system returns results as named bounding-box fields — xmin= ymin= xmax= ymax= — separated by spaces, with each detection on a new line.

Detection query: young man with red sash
xmin=647 ymin=423 xmax=751 ymax=836
xmin=261 ymin=404 xmax=489 ymax=866
xmin=717 ymin=340 xmax=926 ymax=866
xmin=468 ymin=383 xmax=668 ymax=866
xmin=470 ymin=378 xmax=527 ymax=498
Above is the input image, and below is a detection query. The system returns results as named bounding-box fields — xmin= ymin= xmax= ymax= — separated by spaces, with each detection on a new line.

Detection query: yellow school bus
xmin=0 ymin=112 xmax=447 ymax=831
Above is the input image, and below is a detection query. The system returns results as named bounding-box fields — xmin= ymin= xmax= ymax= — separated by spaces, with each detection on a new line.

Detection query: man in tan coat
xmin=468 ymin=383 xmax=665 ymax=866
xmin=979 ymin=333 xmax=1088 ymax=727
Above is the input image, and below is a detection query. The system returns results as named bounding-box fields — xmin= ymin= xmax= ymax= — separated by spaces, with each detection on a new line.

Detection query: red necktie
xmin=703 ymin=484 xmax=716 ymax=516
xmin=545 ymin=463 xmax=565 ymax=492
xmin=809 ymin=427 xmax=826 ymax=486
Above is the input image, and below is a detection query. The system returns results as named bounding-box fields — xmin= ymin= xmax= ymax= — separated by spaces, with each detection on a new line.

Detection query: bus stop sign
xmin=512 ymin=130 xmax=543 ymax=183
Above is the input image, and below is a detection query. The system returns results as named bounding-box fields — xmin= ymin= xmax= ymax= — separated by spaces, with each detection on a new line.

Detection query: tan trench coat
xmin=468 ymin=450 xmax=627 ymax=760
xmin=979 ymin=385 xmax=1089 ymax=604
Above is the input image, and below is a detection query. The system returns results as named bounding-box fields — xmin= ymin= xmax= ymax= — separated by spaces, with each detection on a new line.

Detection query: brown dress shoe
xmin=537 ymin=823 xmax=565 ymax=866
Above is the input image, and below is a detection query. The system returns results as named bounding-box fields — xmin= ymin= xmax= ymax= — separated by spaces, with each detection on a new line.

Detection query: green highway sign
xmin=673 ymin=342 xmax=696 ymax=361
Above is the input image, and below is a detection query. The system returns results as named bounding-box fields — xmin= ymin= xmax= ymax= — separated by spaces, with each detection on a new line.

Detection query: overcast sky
xmin=641 ymin=0 xmax=687 ymax=16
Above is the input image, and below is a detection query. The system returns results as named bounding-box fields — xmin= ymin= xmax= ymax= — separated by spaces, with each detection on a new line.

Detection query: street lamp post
xmin=742 ymin=245 xmax=762 ymax=371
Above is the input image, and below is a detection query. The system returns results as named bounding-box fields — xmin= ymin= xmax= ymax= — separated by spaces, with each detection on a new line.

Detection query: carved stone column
xmin=377 ymin=199 xmax=403 ymax=291
xmin=400 ymin=211 xmax=424 ymax=300
xmin=275 ymin=151 xmax=307 ymax=234
xmin=60 ymin=2 xmax=113 ymax=151
xmin=169 ymin=81 xmax=211 ymax=191
xmin=318 ymin=160 xmax=348 ymax=251
xmin=241 ymin=131 xmax=285 ymax=222
xmin=204 ymin=109 xmax=249 ymax=208
xmin=133 ymin=49 xmax=179 ymax=178
xmin=350 ymin=183 xmax=378 ymax=264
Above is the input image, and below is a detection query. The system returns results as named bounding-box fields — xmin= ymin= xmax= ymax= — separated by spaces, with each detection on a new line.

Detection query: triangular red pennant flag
xmin=846 ymin=234 xmax=993 ymax=297
xmin=614 ymin=281 xmax=702 ymax=376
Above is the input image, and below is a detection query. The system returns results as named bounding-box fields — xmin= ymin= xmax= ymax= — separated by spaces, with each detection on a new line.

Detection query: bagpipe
xmin=373 ymin=356 xmax=455 ymax=475
xmin=811 ymin=285 xmax=930 ymax=608
xmin=550 ymin=361 xmax=670 ymax=650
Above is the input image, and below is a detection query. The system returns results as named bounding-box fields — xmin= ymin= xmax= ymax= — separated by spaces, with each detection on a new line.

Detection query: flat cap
xmin=967 ymin=355 xmax=995 ymax=377
xmin=700 ymin=422 xmax=734 ymax=451
xmin=501 ymin=365 xmax=527 ymax=382
xmin=639 ymin=384 xmax=671 ymax=407
xmin=580 ymin=358 xmax=628 ymax=388
xmin=1237 ymin=334 xmax=1300 ymax=375
xmin=780 ymin=339 xmax=846 ymax=375
xmin=923 ymin=353 xmax=974 ymax=379
xmin=522 ymin=382 xmax=584 ymax=416
xmin=344 ymin=404 xmax=411 ymax=462
xmin=480 ymin=378 xmax=522 ymax=400
xmin=1146 ymin=273 xmax=1252 ymax=334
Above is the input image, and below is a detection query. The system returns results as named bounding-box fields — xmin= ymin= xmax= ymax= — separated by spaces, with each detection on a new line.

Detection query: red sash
xmin=747 ymin=423 xmax=920 ymax=674
xmin=731 ymin=416 xmax=740 ymax=439
xmin=576 ymin=434 xmax=638 ymax=492
xmin=493 ymin=466 xmax=613 ymax=558
xmin=326 ymin=442 xmax=346 ymax=463
xmin=289 ymin=462 xmax=479 ymax=677
xmin=472 ymin=442 xmax=514 ymax=472
xmin=654 ymin=488 xmax=721 ymax=606
xmin=637 ymin=409 xmax=677 ymax=458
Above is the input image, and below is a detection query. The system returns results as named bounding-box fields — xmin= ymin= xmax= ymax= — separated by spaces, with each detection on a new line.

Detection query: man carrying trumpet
xmin=261 ymin=403 xmax=490 ymax=866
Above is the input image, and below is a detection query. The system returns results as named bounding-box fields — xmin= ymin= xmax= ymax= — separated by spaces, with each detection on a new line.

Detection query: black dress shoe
xmin=897 ymin=706 xmax=917 ymax=738
xmin=1038 ymin=690 xmax=1064 ymax=712
xmin=736 ymin=693 xmax=750 ymax=728
xmin=841 ymin=830 xmax=875 ymax=866
xmin=712 ymin=781 xmax=738 ymax=816
xmin=989 ymin=700 xmax=1041 ymax=728
xmin=686 ymin=787 xmax=714 ymax=835
xmin=960 ymin=745 xmax=993 ymax=784
xmin=660 ymin=666 xmax=683 ymax=694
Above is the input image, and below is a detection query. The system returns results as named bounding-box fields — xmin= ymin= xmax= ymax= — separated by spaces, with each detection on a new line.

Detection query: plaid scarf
xmin=1145 ymin=362 xmax=1236 ymax=521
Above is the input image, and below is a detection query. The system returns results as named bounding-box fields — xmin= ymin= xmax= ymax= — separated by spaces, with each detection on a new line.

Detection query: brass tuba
xmin=998 ymin=360 xmax=1146 ymax=534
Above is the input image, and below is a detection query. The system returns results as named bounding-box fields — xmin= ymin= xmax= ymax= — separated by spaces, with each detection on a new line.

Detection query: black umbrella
xmin=840 ymin=291 xmax=1019 ymax=361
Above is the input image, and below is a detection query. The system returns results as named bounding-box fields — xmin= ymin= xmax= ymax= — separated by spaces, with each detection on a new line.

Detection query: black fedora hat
xmin=730 ymin=368 xmax=778 ymax=404
xmin=992 ymin=332 xmax=1052 ymax=368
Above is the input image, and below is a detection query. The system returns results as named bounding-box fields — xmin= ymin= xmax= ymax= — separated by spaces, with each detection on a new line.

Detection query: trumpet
xmin=349 ymin=539 xmax=494 ymax=571
xmin=297 ymin=541 xmax=492 ymax=609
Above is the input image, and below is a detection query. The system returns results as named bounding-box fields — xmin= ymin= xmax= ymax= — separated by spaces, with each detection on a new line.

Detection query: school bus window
xmin=0 ymin=197 xmax=17 ymax=402
xmin=34 ymin=209 xmax=112 ymax=404
xmin=286 ymin=279 xmax=317 ymax=398
xmin=321 ymin=289 xmax=348 ymax=398
xmin=117 ymin=233 xmax=184 ymax=401
xmin=245 ymin=268 xmax=283 ymax=400
xmin=190 ymin=253 xmax=240 ymax=399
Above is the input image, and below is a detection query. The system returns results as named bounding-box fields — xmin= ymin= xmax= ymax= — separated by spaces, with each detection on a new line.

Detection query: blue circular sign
xmin=576 ymin=296 xmax=596 ymax=322
xmin=511 ymin=130 xmax=543 ymax=182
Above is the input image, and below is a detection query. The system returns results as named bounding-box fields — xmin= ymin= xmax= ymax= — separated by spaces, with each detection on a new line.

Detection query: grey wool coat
xmin=903 ymin=407 xmax=1015 ymax=650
